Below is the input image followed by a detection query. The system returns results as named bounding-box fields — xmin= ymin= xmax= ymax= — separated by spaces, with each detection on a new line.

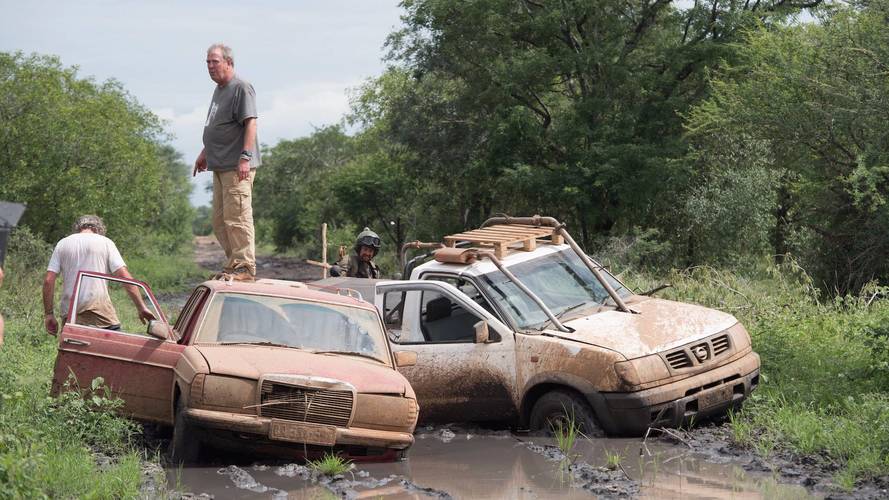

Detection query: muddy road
xmin=159 ymin=425 xmax=817 ymax=499
xmin=147 ymin=238 xmax=851 ymax=498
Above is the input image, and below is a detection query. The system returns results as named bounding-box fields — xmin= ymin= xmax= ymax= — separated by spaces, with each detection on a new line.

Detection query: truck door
xmin=51 ymin=271 xmax=184 ymax=424
xmin=376 ymin=280 xmax=517 ymax=423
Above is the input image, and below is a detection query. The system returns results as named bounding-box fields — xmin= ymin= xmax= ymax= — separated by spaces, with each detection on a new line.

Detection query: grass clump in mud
xmin=624 ymin=260 xmax=889 ymax=488
xmin=550 ymin=407 xmax=583 ymax=461
xmin=307 ymin=452 xmax=352 ymax=476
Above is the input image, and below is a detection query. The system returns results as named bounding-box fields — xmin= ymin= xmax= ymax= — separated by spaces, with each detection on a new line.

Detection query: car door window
xmin=424 ymin=275 xmax=498 ymax=318
xmin=71 ymin=275 xmax=161 ymax=336
xmin=173 ymin=287 xmax=209 ymax=343
xmin=419 ymin=290 xmax=481 ymax=343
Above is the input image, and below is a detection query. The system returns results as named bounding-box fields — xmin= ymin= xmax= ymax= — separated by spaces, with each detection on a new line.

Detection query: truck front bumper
xmin=185 ymin=408 xmax=414 ymax=450
xmin=594 ymin=351 xmax=760 ymax=435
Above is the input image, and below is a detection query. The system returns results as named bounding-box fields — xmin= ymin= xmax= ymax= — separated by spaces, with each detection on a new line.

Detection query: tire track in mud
xmin=216 ymin=463 xmax=454 ymax=499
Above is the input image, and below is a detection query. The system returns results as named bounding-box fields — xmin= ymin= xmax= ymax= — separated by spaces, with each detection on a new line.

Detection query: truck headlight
xmin=614 ymin=354 xmax=670 ymax=388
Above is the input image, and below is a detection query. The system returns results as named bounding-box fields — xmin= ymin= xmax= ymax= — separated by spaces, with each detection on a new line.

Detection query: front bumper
xmin=594 ymin=351 xmax=760 ymax=435
xmin=185 ymin=408 xmax=414 ymax=450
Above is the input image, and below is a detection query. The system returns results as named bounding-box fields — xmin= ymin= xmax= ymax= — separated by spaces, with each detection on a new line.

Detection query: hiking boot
xmin=225 ymin=269 xmax=255 ymax=282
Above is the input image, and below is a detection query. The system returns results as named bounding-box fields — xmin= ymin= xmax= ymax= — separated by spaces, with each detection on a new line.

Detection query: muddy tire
xmin=170 ymin=397 xmax=201 ymax=464
xmin=529 ymin=390 xmax=603 ymax=438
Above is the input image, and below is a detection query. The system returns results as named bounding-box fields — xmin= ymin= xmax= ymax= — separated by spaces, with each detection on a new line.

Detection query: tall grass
xmin=622 ymin=259 xmax=889 ymax=488
xmin=0 ymin=228 xmax=201 ymax=497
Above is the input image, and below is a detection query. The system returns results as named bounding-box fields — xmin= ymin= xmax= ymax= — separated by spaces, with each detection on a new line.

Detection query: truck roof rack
xmin=443 ymin=224 xmax=564 ymax=259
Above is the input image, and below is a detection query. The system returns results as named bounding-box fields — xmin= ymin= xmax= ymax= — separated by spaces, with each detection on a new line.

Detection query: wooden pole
xmin=321 ymin=223 xmax=328 ymax=279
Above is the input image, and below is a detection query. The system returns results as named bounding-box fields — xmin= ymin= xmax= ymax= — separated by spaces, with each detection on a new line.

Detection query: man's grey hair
xmin=72 ymin=215 xmax=106 ymax=236
xmin=207 ymin=43 xmax=234 ymax=66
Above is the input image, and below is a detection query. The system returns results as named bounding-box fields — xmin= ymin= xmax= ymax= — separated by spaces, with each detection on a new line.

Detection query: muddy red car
xmin=50 ymin=273 xmax=418 ymax=462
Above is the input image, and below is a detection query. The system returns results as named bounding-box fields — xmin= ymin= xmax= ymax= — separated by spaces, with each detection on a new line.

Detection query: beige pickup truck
xmin=321 ymin=216 xmax=760 ymax=436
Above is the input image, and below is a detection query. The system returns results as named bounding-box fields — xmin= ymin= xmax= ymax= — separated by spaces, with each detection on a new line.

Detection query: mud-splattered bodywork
xmin=51 ymin=276 xmax=417 ymax=460
xmin=329 ymin=237 xmax=761 ymax=436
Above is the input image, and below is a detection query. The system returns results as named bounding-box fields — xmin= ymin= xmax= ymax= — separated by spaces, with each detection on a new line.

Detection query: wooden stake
xmin=321 ymin=223 xmax=328 ymax=279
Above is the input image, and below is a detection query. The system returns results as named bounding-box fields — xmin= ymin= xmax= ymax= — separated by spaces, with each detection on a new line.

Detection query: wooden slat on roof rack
xmin=443 ymin=224 xmax=563 ymax=259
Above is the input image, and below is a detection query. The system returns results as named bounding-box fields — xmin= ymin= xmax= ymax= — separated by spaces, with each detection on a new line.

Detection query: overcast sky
xmin=0 ymin=0 xmax=404 ymax=206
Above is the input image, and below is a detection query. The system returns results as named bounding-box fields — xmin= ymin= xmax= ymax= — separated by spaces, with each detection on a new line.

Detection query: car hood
xmin=195 ymin=345 xmax=409 ymax=395
xmin=549 ymin=297 xmax=738 ymax=359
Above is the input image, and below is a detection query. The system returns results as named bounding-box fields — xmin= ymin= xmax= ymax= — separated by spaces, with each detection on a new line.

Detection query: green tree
xmin=0 ymin=52 xmax=192 ymax=253
xmin=685 ymin=1 xmax=889 ymax=293
xmin=363 ymin=0 xmax=818 ymax=244
xmin=253 ymin=126 xmax=357 ymax=252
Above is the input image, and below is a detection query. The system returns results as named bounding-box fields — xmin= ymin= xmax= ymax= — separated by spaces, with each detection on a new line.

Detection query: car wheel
xmin=529 ymin=390 xmax=603 ymax=438
xmin=170 ymin=397 xmax=202 ymax=464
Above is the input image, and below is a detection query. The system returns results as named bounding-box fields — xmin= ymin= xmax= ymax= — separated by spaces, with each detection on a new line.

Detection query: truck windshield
xmin=477 ymin=248 xmax=631 ymax=330
xmin=195 ymin=292 xmax=390 ymax=364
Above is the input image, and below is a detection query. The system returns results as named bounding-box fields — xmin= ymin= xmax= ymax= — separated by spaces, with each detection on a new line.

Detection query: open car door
xmin=51 ymin=271 xmax=184 ymax=424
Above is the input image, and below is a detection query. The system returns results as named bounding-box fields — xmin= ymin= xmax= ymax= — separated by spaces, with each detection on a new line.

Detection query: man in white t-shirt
xmin=42 ymin=215 xmax=155 ymax=334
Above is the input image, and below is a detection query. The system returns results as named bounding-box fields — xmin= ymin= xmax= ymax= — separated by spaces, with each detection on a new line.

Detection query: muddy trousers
xmin=212 ymin=169 xmax=256 ymax=275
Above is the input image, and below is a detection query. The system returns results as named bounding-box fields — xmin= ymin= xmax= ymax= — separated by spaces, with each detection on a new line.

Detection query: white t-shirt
xmin=47 ymin=233 xmax=126 ymax=318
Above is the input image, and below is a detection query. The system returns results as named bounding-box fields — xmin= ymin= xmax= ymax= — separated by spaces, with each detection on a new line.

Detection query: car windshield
xmin=476 ymin=248 xmax=631 ymax=330
xmin=195 ymin=292 xmax=390 ymax=364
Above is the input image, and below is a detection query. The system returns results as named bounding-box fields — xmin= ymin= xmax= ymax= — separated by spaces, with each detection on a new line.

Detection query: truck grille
xmin=663 ymin=332 xmax=733 ymax=370
xmin=711 ymin=334 xmax=730 ymax=356
xmin=259 ymin=381 xmax=353 ymax=427
xmin=665 ymin=350 xmax=693 ymax=369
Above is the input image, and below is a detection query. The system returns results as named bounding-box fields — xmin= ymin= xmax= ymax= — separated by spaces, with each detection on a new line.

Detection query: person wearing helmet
xmin=330 ymin=227 xmax=382 ymax=279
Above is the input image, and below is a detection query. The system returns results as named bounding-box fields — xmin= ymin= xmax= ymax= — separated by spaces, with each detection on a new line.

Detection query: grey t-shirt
xmin=202 ymin=75 xmax=261 ymax=171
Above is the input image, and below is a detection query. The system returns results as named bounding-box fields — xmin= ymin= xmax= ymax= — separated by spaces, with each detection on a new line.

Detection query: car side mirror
xmin=394 ymin=350 xmax=417 ymax=367
xmin=146 ymin=320 xmax=170 ymax=340
xmin=474 ymin=320 xmax=493 ymax=344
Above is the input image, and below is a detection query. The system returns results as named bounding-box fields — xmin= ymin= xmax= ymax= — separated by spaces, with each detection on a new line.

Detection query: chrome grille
xmin=665 ymin=350 xmax=692 ymax=369
xmin=711 ymin=334 xmax=730 ymax=356
xmin=259 ymin=381 xmax=353 ymax=427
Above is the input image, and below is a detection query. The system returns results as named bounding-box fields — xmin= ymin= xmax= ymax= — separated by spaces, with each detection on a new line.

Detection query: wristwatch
xmin=240 ymin=150 xmax=253 ymax=161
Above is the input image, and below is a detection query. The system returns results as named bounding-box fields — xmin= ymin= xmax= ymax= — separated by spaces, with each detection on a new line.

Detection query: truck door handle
xmin=64 ymin=338 xmax=90 ymax=347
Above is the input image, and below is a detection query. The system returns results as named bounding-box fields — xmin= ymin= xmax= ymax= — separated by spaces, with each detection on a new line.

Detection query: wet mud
xmin=162 ymin=424 xmax=820 ymax=499
xmin=652 ymin=423 xmax=888 ymax=499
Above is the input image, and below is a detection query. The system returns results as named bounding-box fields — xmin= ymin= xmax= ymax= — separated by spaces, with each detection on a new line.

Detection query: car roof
xmin=199 ymin=278 xmax=376 ymax=310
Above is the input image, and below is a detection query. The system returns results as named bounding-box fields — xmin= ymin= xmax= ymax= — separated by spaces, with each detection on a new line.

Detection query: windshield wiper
xmin=219 ymin=341 xmax=294 ymax=348
xmin=314 ymin=351 xmax=385 ymax=363
xmin=555 ymin=302 xmax=591 ymax=321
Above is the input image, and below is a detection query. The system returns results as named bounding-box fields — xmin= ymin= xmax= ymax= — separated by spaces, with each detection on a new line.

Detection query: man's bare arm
xmin=113 ymin=267 xmax=156 ymax=323
xmin=237 ymin=118 xmax=257 ymax=182
xmin=43 ymin=271 xmax=59 ymax=334
xmin=193 ymin=148 xmax=208 ymax=176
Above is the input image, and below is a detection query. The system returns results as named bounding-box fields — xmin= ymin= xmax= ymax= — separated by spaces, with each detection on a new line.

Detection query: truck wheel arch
xmin=519 ymin=374 xmax=617 ymax=435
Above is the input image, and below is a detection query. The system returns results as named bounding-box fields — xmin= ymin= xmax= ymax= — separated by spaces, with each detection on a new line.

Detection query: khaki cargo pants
xmin=212 ymin=169 xmax=256 ymax=275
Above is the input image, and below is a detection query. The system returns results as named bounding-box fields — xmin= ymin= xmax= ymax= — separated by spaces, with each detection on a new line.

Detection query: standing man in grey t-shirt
xmin=193 ymin=43 xmax=261 ymax=282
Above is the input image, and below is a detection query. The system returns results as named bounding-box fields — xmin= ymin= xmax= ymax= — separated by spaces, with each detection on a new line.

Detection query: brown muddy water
xmin=164 ymin=425 xmax=816 ymax=499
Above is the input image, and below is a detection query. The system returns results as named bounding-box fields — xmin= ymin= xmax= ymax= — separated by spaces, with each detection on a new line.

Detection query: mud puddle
xmin=165 ymin=425 xmax=816 ymax=499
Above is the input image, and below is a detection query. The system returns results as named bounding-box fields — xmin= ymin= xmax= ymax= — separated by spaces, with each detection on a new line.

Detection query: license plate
xmin=269 ymin=420 xmax=337 ymax=446
xmin=699 ymin=385 xmax=733 ymax=409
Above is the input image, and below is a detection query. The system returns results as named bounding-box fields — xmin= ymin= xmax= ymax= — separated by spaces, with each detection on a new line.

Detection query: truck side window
xmin=425 ymin=275 xmax=497 ymax=318
xmin=419 ymin=290 xmax=480 ymax=343
xmin=382 ymin=291 xmax=406 ymax=330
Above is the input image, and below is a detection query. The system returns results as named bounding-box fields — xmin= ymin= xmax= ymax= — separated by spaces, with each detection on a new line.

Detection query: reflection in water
xmin=167 ymin=430 xmax=817 ymax=499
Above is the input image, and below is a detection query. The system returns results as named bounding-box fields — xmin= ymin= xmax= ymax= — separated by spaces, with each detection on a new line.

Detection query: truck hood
xmin=195 ymin=345 xmax=408 ymax=395
xmin=551 ymin=297 xmax=737 ymax=359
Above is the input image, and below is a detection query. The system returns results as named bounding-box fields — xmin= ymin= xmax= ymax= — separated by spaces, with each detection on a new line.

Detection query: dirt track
xmin=193 ymin=235 xmax=322 ymax=282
